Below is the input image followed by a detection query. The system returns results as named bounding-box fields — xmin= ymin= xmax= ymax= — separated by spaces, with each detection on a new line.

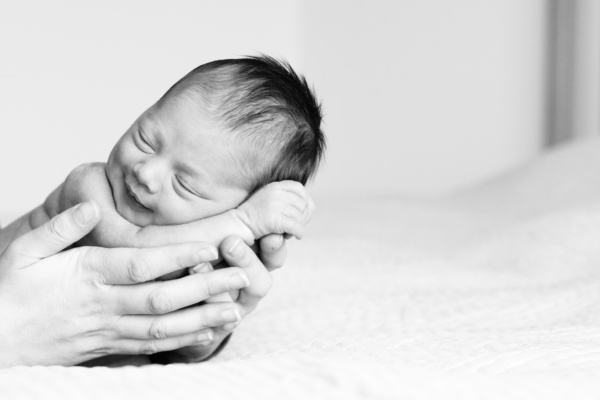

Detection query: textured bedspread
xmin=4 ymin=140 xmax=600 ymax=399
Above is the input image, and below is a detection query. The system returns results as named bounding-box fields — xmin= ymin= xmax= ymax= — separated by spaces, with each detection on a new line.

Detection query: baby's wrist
xmin=228 ymin=208 xmax=256 ymax=243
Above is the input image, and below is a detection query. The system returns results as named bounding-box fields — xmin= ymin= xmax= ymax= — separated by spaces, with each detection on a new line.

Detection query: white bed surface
xmin=4 ymin=139 xmax=600 ymax=399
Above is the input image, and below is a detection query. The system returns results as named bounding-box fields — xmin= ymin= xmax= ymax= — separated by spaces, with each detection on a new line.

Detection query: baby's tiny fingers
xmin=279 ymin=215 xmax=305 ymax=240
xmin=305 ymin=197 xmax=316 ymax=224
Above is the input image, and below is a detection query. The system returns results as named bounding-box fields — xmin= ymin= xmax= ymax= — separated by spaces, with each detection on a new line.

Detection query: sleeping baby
xmin=1 ymin=55 xmax=325 ymax=363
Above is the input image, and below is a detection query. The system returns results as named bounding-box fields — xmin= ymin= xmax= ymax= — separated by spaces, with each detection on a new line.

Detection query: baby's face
xmin=106 ymin=96 xmax=250 ymax=227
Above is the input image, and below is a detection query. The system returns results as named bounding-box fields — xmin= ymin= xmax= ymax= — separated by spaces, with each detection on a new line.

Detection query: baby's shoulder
xmin=62 ymin=162 xmax=112 ymax=207
xmin=66 ymin=162 xmax=108 ymax=186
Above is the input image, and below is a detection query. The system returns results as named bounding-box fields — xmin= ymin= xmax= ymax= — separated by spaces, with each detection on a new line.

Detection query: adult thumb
xmin=6 ymin=201 xmax=100 ymax=268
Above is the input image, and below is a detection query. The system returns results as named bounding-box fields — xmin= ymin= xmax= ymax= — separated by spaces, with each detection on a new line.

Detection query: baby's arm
xmin=135 ymin=181 xmax=312 ymax=248
xmin=47 ymin=164 xmax=312 ymax=250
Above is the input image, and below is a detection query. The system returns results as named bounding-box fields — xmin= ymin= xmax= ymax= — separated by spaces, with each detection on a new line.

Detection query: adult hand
xmin=0 ymin=201 xmax=251 ymax=367
xmin=151 ymin=194 xmax=312 ymax=364
xmin=258 ymin=233 xmax=288 ymax=272
xmin=150 ymin=234 xmax=283 ymax=364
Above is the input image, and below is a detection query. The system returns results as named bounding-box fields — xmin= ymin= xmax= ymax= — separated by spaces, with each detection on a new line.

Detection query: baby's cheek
xmin=155 ymin=201 xmax=196 ymax=226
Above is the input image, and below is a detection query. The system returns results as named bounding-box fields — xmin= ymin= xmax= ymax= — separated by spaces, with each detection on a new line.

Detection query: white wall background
xmin=1 ymin=0 xmax=547 ymax=224
xmin=301 ymin=0 xmax=547 ymax=199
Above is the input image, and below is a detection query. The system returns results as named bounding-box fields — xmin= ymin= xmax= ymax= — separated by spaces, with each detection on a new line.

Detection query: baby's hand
xmin=235 ymin=181 xmax=314 ymax=240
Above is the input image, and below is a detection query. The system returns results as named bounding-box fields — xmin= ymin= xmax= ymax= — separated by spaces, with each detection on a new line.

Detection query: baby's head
xmin=106 ymin=56 xmax=325 ymax=227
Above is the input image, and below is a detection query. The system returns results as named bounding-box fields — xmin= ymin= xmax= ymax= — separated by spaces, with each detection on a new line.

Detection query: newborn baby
xmin=2 ymin=55 xmax=324 ymax=363
xmin=40 ymin=56 xmax=324 ymax=254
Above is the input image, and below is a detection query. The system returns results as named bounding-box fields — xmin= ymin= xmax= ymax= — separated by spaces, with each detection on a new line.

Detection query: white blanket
xmin=3 ymin=139 xmax=600 ymax=399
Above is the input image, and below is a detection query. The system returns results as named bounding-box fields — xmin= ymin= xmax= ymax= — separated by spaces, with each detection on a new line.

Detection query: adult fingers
xmin=114 ymin=267 xmax=250 ymax=314
xmin=259 ymin=234 xmax=287 ymax=272
xmin=113 ymin=331 xmax=217 ymax=356
xmin=6 ymin=201 xmax=100 ymax=268
xmin=85 ymin=242 xmax=218 ymax=285
xmin=190 ymin=263 xmax=235 ymax=303
xmin=221 ymin=236 xmax=273 ymax=314
xmin=116 ymin=302 xmax=242 ymax=340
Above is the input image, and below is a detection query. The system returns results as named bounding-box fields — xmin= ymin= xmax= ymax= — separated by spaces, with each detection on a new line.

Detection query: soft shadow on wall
xmin=300 ymin=0 xmax=548 ymax=201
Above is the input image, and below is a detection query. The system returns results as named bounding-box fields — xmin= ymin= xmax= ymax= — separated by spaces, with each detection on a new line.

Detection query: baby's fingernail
xmin=229 ymin=273 xmax=250 ymax=288
xmin=228 ymin=238 xmax=243 ymax=257
xmin=75 ymin=201 xmax=97 ymax=225
xmin=198 ymin=247 xmax=218 ymax=261
xmin=221 ymin=308 xmax=242 ymax=323
xmin=191 ymin=262 xmax=213 ymax=274
xmin=196 ymin=330 xmax=214 ymax=344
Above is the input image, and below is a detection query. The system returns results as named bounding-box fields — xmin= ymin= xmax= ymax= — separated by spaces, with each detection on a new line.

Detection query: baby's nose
xmin=133 ymin=161 xmax=161 ymax=194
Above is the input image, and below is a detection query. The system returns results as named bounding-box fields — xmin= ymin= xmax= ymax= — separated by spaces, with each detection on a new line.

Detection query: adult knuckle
xmin=148 ymin=290 xmax=172 ymax=314
xmin=206 ymin=280 xmax=221 ymax=297
xmin=148 ymin=320 xmax=167 ymax=339
xmin=237 ymin=252 xmax=254 ymax=270
xmin=79 ymin=248 xmax=107 ymax=283
xmin=196 ymin=311 xmax=208 ymax=328
xmin=128 ymin=256 xmax=152 ymax=283
xmin=174 ymin=253 xmax=187 ymax=270
xmin=140 ymin=341 xmax=158 ymax=355
xmin=46 ymin=217 xmax=70 ymax=243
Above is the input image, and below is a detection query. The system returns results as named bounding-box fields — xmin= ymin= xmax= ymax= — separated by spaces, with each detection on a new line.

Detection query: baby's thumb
xmin=7 ymin=201 xmax=100 ymax=268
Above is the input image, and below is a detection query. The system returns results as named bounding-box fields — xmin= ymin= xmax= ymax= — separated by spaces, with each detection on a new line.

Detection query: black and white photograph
xmin=1 ymin=0 xmax=600 ymax=398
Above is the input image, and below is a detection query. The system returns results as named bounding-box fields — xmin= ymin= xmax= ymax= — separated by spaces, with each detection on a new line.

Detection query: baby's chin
xmin=115 ymin=201 xmax=155 ymax=227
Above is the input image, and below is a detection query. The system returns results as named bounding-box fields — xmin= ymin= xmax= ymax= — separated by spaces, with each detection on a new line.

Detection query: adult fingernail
xmin=222 ymin=322 xmax=239 ymax=331
xmin=191 ymin=262 xmax=213 ymax=274
xmin=198 ymin=247 xmax=218 ymax=261
xmin=76 ymin=201 xmax=97 ymax=225
xmin=196 ymin=330 xmax=213 ymax=343
xmin=221 ymin=308 xmax=242 ymax=323
xmin=228 ymin=238 xmax=243 ymax=257
xmin=229 ymin=273 xmax=250 ymax=288
xmin=272 ymin=236 xmax=284 ymax=250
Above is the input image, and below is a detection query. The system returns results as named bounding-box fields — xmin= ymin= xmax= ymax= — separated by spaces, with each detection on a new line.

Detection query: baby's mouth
xmin=126 ymin=184 xmax=152 ymax=212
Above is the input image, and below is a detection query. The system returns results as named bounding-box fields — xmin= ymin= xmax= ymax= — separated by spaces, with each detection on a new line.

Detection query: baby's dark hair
xmin=158 ymin=55 xmax=325 ymax=194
